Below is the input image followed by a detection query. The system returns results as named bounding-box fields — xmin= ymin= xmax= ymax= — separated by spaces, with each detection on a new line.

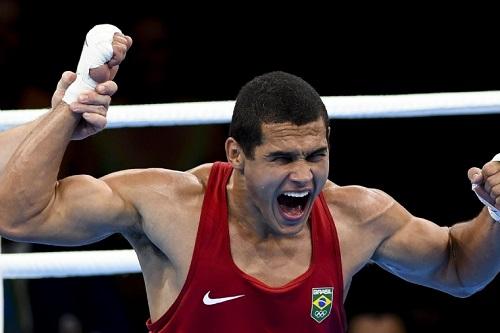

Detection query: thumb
xmin=467 ymin=167 xmax=483 ymax=185
xmin=51 ymin=71 xmax=77 ymax=107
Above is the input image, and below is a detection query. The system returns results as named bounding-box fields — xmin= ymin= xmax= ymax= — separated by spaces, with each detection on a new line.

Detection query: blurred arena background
xmin=1 ymin=1 xmax=499 ymax=332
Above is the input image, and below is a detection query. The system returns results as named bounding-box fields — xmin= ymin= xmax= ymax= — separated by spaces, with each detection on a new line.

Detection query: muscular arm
xmin=448 ymin=209 xmax=500 ymax=292
xmin=0 ymin=30 xmax=134 ymax=245
xmin=0 ymin=91 xmax=142 ymax=245
xmin=371 ymin=191 xmax=499 ymax=297
xmin=0 ymin=102 xmax=101 ymax=242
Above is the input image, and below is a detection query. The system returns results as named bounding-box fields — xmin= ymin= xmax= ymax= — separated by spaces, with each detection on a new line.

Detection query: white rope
xmin=0 ymin=89 xmax=499 ymax=333
xmin=0 ymin=90 xmax=499 ymax=279
xmin=0 ymin=90 xmax=499 ymax=278
xmin=1 ymin=90 xmax=500 ymax=130
xmin=0 ymin=250 xmax=140 ymax=279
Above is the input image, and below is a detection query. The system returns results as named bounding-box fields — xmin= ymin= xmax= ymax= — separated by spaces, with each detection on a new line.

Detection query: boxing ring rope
xmin=0 ymin=250 xmax=140 ymax=279
xmin=1 ymin=90 xmax=500 ymax=130
xmin=1 ymin=90 xmax=500 ymax=332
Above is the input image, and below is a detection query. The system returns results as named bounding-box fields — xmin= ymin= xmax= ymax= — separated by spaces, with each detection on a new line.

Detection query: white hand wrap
xmin=62 ymin=24 xmax=121 ymax=104
xmin=472 ymin=153 xmax=500 ymax=222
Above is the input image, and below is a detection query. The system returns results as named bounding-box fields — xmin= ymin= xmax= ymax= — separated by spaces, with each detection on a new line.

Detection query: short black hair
xmin=229 ymin=71 xmax=329 ymax=159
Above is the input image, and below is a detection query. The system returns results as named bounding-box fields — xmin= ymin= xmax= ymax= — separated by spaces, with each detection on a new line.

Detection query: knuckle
xmin=484 ymin=180 xmax=492 ymax=193
xmin=97 ymin=118 xmax=108 ymax=130
xmin=482 ymin=162 xmax=498 ymax=177
xmin=98 ymin=85 xmax=110 ymax=96
xmin=81 ymin=91 xmax=94 ymax=103
xmin=118 ymin=43 xmax=127 ymax=53
xmin=98 ymin=105 xmax=107 ymax=114
xmin=490 ymin=185 xmax=500 ymax=197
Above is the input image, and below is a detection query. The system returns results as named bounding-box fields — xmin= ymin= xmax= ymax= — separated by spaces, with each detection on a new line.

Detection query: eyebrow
xmin=265 ymin=147 xmax=328 ymax=158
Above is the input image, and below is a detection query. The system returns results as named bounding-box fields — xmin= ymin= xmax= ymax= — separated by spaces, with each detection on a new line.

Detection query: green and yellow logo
xmin=310 ymin=287 xmax=334 ymax=323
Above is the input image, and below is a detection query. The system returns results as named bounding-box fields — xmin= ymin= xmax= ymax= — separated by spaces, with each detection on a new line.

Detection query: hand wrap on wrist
xmin=62 ymin=24 xmax=121 ymax=104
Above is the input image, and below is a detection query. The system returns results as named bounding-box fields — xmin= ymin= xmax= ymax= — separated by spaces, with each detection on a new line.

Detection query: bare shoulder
xmin=100 ymin=166 xmax=207 ymax=203
xmin=322 ymin=181 xmax=412 ymax=278
xmin=186 ymin=163 xmax=214 ymax=189
xmin=322 ymin=180 xmax=396 ymax=227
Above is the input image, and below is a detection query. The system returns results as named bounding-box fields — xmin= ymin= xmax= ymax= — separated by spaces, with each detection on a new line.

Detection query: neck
xmin=227 ymin=169 xmax=310 ymax=241
xmin=227 ymin=169 xmax=275 ymax=239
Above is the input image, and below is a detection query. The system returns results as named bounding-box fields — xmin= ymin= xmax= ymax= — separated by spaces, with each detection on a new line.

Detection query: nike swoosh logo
xmin=202 ymin=291 xmax=245 ymax=305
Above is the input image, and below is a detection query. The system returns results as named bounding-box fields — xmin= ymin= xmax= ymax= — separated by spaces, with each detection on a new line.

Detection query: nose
xmin=289 ymin=161 xmax=313 ymax=186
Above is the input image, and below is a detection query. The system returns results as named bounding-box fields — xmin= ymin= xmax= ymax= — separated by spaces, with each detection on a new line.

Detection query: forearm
xmin=0 ymin=103 xmax=79 ymax=226
xmin=0 ymin=116 xmax=45 ymax=171
xmin=450 ymin=208 xmax=500 ymax=292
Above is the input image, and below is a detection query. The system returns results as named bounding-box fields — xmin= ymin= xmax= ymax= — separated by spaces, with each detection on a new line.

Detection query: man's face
xmin=242 ymin=118 xmax=329 ymax=236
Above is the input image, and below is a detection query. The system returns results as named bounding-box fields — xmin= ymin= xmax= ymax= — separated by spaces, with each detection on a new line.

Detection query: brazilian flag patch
xmin=311 ymin=287 xmax=334 ymax=323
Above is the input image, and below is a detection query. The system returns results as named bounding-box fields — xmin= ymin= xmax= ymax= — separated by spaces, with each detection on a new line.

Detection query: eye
xmin=306 ymin=153 xmax=327 ymax=162
xmin=272 ymin=156 xmax=293 ymax=164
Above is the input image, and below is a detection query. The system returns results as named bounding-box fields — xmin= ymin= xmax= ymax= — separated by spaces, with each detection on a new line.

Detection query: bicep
xmin=371 ymin=205 xmax=454 ymax=289
xmin=15 ymin=174 xmax=138 ymax=246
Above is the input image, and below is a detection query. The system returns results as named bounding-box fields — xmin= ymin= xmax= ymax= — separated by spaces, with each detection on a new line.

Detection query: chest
xmin=228 ymin=222 xmax=313 ymax=287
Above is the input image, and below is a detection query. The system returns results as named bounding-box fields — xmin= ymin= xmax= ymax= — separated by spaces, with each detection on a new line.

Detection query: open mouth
xmin=277 ymin=191 xmax=311 ymax=220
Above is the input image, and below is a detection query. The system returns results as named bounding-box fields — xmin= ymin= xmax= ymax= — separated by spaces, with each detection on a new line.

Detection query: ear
xmin=225 ymin=137 xmax=245 ymax=170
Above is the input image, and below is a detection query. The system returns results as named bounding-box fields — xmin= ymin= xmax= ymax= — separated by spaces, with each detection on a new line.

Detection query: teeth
xmin=283 ymin=191 xmax=309 ymax=198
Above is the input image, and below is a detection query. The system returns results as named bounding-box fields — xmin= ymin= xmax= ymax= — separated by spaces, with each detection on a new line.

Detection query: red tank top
xmin=147 ymin=162 xmax=346 ymax=332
